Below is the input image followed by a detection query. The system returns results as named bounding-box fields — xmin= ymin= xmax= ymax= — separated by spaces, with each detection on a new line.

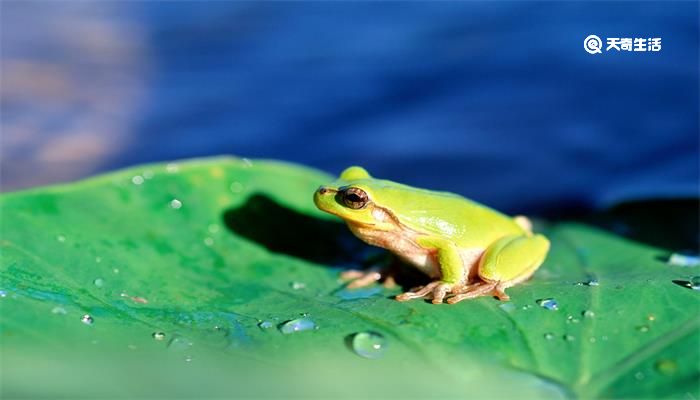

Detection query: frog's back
xmin=365 ymin=180 xmax=524 ymax=248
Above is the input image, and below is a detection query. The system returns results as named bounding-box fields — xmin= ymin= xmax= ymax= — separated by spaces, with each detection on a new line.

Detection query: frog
xmin=313 ymin=166 xmax=550 ymax=304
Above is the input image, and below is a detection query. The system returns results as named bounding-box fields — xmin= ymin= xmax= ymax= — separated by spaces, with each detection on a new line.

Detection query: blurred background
xmin=1 ymin=1 xmax=698 ymax=215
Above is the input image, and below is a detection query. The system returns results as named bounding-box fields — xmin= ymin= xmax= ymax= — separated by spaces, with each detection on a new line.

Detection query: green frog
xmin=313 ymin=166 xmax=550 ymax=304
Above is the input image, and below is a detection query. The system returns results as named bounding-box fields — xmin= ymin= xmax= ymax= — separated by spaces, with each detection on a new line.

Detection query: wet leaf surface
xmin=1 ymin=157 xmax=698 ymax=398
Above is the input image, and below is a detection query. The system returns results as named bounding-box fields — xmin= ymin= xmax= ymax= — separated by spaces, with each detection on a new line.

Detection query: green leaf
xmin=1 ymin=157 xmax=698 ymax=399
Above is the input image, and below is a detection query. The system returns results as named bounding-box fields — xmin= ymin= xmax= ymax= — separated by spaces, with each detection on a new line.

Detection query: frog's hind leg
xmin=447 ymin=233 xmax=550 ymax=304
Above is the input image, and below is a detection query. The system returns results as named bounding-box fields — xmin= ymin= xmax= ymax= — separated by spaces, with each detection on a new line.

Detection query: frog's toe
xmin=446 ymin=281 xmax=499 ymax=304
xmin=430 ymin=283 xmax=457 ymax=304
xmin=395 ymin=281 xmax=441 ymax=301
xmin=346 ymin=271 xmax=382 ymax=289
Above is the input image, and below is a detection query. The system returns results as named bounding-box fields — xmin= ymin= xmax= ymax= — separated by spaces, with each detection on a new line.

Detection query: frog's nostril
xmin=318 ymin=186 xmax=329 ymax=195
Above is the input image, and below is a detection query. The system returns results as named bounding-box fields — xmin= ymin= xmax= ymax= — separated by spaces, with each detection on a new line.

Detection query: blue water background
xmin=2 ymin=1 xmax=698 ymax=215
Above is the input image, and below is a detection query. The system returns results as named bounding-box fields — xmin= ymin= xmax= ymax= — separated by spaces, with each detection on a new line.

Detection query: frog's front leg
xmin=395 ymin=238 xmax=469 ymax=304
xmin=447 ymin=233 xmax=550 ymax=304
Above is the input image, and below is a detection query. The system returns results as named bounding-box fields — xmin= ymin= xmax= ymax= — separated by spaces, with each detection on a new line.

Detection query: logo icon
xmin=584 ymin=35 xmax=603 ymax=54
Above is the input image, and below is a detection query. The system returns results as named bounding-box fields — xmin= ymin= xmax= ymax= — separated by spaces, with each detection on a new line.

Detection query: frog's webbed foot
xmin=396 ymin=281 xmax=466 ymax=304
xmin=340 ymin=267 xmax=397 ymax=289
xmin=446 ymin=281 xmax=509 ymax=304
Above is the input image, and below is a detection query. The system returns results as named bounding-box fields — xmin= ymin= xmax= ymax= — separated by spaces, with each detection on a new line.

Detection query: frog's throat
xmin=347 ymin=204 xmax=409 ymax=233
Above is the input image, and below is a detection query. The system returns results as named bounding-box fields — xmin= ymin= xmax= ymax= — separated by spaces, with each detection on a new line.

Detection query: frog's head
xmin=313 ymin=166 xmax=397 ymax=230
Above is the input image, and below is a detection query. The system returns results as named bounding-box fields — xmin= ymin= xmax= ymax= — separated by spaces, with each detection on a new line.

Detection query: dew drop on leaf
xmin=279 ymin=317 xmax=316 ymax=334
xmin=543 ymin=332 xmax=555 ymax=340
xmin=152 ymin=332 xmax=166 ymax=341
xmin=582 ymin=310 xmax=595 ymax=319
xmin=165 ymin=163 xmax=179 ymax=173
xmin=167 ymin=336 xmax=193 ymax=351
xmin=691 ymin=276 xmax=700 ymax=290
xmin=350 ymin=331 xmax=387 ymax=359
xmin=498 ymin=303 xmax=516 ymax=313
xmin=93 ymin=278 xmax=104 ymax=287
xmin=654 ymin=359 xmax=678 ymax=376
xmin=667 ymin=253 xmax=700 ymax=267
xmin=131 ymin=175 xmax=144 ymax=185
xmin=257 ymin=321 xmax=274 ymax=330
xmin=51 ymin=306 xmax=67 ymax=314
xmin=536 ymin=298 xmax=558 ymax=310
xmin=81 ymin=314 xmax=94 ymax=325
xmin=636 ymin=325 xmax=650 ymax=333
xmin=170 ymin=199 xmax=182 ymax=209
xmin=563 ymin=334 xmax=575 ymax=342
xmin=574 ymin=278 xmax=599 ymax=286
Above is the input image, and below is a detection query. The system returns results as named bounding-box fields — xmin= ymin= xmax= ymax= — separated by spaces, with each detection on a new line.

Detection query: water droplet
xmin=230 ymin=182 xmax=244 ymax=193
xmin=543 ymin=332 xmax=555 ymax=340
xmin=166 ymin=163 xmax=179 ymax=173
xmin=113 ymin=268 xmax=120 ymax=274
xmin=636 ymin=325 xmax=650 ymax=333
xmin=667 ymin=253 xmax=700 ymax=267
xmin=279 ymin=317 xmax=316 ymax=334
xmin=0 ymin=290 xmax=6 ymax=298
xmin=56 ymin=235 xmax=66 ymax=242
xmin=170 ymin=199 xmax=182 ymax=209
xmin=602 ymin=335 xmax=609 ymax=341
xmin=290 ymin=282 xmax=306 ymax=290
xmin=51 ymin=306 xmax=67 ymax=314
xmin=257 ymin=320 xmax=274 ymax=330
xmin=566 ymin=315 xmax=580 ymax=324
xmin=634 ymin=371 xmax=645 ymax=380
xmin=536 ymin=298 xmax=558 ymax=310
xmin=208 ymin=224 xmax=220 ymax=234
xmin=167 ymin=335 xmax=193 ymax=351
xmin=582 ymin=310 xmax=595 ymax=319
xmin=203 ymin=237 xmax=214 ymax=246
xmin=654 ymin=359 xmax=677 ymax=376
xmin=81 ymin=314 xmax=94 ymax=325
xmin=647 ymin=314 xmax=656 ymax=321
xmin=588 ymin=337 xmax=596 ymax=343
xmin=93 ymin=278 xmax=104 ymax=288
xmin=521 ymin=304 xmax=533 ymax=310
xmin=184 ymin=355 xmax=193 ymax=362
xmin=691 ymin=276 xmax=700 ymax=290
xmin=142 ymin=170 xmax=154 ymax=179
xmin=350 ymin=331 xmax=387 ymax=359
xmin=563 ymin=334 xmax=575 ymax=341
xmin=575 ymin=278 xmax=599 ymax=286
xmin=95 ymin=257 xmax=102 ymax=263
xmin=499 ymin=303 xmax=516 ymax=313
xmin=152 ymin=332 xmax=166 ymax=341
xmin=131 ymin=175 xmax=144 ymax=185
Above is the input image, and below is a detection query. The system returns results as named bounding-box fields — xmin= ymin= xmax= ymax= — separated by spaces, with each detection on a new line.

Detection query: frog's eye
xmin=340 ymin=187 xmax=369 ymax=209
